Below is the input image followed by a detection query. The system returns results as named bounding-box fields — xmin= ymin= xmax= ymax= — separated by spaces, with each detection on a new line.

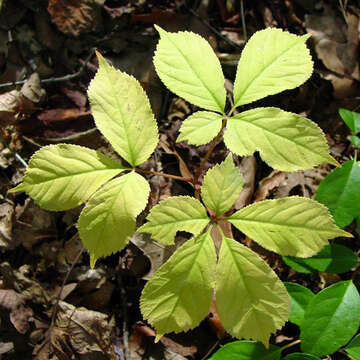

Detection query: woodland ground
xmin=0 ymin=0 xmax=359 ymax=359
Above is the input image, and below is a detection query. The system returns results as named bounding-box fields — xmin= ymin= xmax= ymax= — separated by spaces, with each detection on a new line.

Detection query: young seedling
xmin=10 ymin=26 xmax=351 ymax=346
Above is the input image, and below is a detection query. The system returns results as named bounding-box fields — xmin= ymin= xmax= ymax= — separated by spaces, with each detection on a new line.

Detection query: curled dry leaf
xmin=0 ymin=289 xmax=33 ymax=334
xmin=0 ymin=73 xmax=45 ymax=126
xmin=56 ymin=301 xmax=115 ymax=357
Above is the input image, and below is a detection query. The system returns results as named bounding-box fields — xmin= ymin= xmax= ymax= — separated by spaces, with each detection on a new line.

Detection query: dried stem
xmin=280 ymin=339 xmax=301 ymax=351
xmin=135 ymin=167 xmax=192 ymax=183
xmin=49 ymin=244 xmax=84 ymax=330
xmin=0 ymin=48 xmax=95 ymax=89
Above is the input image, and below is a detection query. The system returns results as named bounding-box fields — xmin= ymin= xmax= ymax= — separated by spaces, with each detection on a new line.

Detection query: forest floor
xmin=0 ymin=0 xmax=360 ymax=359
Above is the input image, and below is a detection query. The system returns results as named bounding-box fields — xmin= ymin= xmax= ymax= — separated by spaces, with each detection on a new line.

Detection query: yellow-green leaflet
xmin=215 ymin=234 xmax=290 ymax=346
xmin=229 ymin=197 xmax=351 ymax=257
xmin=177 ymin=111 xmax=223 ymax=146
xmin=201 ymin=154 xmax=244 ymax=216
xmin=137 ymin=196 xmax=210 ymax=245
xmin=9 ymin=144 xmax=127 ymax=211
xmin=153 ymin=26 xmax=226 ymax=113
xmin=78 ymin=172 xmax=150 ymax=267
xmin=233 ymin=28 xmax=313 ymax=107
xmin=88 ymin=52 xmax=158 ymax=167
xmin=224 ymin=107 xmax=337 ymax=172
xmin=140 ymin=231 xmax=216 ymax=342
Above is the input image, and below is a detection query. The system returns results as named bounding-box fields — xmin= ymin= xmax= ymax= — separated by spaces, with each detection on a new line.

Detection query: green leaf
xmin=88 ymin=52 xmax=158 ymax=167
xmin=350 ymin=135 xmax=360 ymax=148
xmin=137 ymin=196 xmax=209 ymax=245
xmin=223 ymin=107 xmax=337 ymax=172
xmin=284 ymin=282 xmax=314 ymax=327
xmin=177 ymin=111 xmax=223 ymax=145
xmin=283 ymin=244 xmax=358 ymax=274
xmin=153 ymin=26 xmax=226 ymax=113
xmin=283 ymin=353 xmax=321 ymax=360
xmin=78 ymin=172 xmax=150 ymax=266
xmin=208 ymin=341 xmax=281 ymax=360
xmin=140 ymin=231 xmax=217 ymax=342
xmin=300 ymin=281 xmax=360 ymax=356
xmin=315 ymin=160 xmax=360 ymax=228
xmin=10 ymin=144 xmax=127 ymax=211
xmin=339 ymin=108 xmax=360 ymax=134
xmin=345 ymin=334 xmax=360 ymax=360
xmin=201 ymin=154 xmax=244 ymax=216
xmin=215 ymin=234 xmax=289 ymax=346
xmin=229 ymin=197 xmax=350 ymax=257
xmin=233 ymin=28 xmax=313 ymax=107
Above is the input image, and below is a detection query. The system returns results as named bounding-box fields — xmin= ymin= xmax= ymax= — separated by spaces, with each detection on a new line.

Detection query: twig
xmin=135 ymin=167 xmax=192 ymax=183
xmin=200 ymin=334 xmax=224 ymax=360
xmin=187 ymin=7 xmax=243 ymax=50
xmin=49 ymin=244 xmax=84 ymax=331
xmin=0 ymin=133 xmax=28 ymax=167
xmin=0 ymin=49 xmax=96 ymax=90
xmin=240 ymin=0 xmax=247 ymax=42
xmin=280 ymin=339 xmax=301 ymax=351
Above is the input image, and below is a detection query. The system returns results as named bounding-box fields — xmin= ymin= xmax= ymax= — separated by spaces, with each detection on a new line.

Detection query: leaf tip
xmin=90 ymin=253 xmax=98 ymax=268
xmin=302 ymin=32 xmax=312 ymax=41
xmin=343 ymin=231 xmax=354 ymax=238
xmin=329 ymin=156 xmax=341 ymax=167
xmin=154 ymin=24 xmax=164 ymax=35
xmin=8 ymin=183 xmax=26 ymax=193
xmin=154 ymin=333 xmax=163 ymax=343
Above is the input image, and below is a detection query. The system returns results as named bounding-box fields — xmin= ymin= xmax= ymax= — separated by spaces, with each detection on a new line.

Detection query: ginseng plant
xmin=10 ymin=26 xmax=351 ymax=346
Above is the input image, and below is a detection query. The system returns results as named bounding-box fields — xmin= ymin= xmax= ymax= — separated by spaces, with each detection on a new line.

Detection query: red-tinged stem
xmin=193 ymin=118 xmax=227 ymax=195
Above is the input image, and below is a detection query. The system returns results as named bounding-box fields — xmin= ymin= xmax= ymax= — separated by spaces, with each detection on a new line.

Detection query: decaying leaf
xmin=56 ymin=301 xmax=115 ymax=357
xmin=47 ymin=0 xmax=105 ymax=36
xmin=0 ymin=73 xmax=45 ymax=125
xmin=0 ymin=289 xmax=33 ymax=334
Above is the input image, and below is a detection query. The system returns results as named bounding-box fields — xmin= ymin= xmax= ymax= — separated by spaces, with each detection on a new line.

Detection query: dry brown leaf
xmin=306 ymin=5 xmax=359 ymax=98
xmin=56 ymin=301 xmax=115 ymax=357
xmin=0 ymin=289 xmax=33 ymax=334
xmin=47 ymin=0 xmax=104 ymax=36
xmin=0 ymin=73 xmax=45 ymax=125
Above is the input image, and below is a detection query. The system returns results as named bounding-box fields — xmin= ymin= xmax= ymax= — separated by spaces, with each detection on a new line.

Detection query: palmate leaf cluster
xmin=10 ymin=27 xmax=350 ymax=345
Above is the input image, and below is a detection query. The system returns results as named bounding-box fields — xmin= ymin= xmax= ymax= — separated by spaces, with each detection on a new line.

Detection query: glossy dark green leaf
xmin=350 ymin=135 xmax=360 ymax=148
xmin=300 ymin=281 xmax=360 ymax=356
xmin=283 ymin=244 xmax=358 ymax=274
xmin=284 ymin=282 xmax=314 ymax=326
xmin=345 ymin=334 xmax=360 ymax=360
xmin=315 ymin=159 xmax=360 ymax=228
xmin=339 ymin=108 xmax=360 ymax=134
xmin=208 ymin=341 xmax=281 ymax=360
xmin=283 ymin=353 xmax=321 ymax=360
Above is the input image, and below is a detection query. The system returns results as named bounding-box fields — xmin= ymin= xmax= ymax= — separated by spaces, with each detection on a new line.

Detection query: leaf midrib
xmin=235 ymin=37 xmax=304 ymax=105
xmin=229 ymin=113 xmax=327 ymax=159
xmin=229 ymin=217 xmax=337 ymax=233
xmin=164 ymin=32 xmax=224 ymax=112
xmin=27 ymin=167 xmax=123 ymax=186
xmin=303 ymin=284 xmax=351 ymax=352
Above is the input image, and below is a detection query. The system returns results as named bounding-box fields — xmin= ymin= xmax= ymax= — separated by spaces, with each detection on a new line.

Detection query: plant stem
xmin=280 ymin=339 xmax=301 ymax=351
xmin=135 ymin=167 xmax=192 ymax=183
xmin=193 ymin=118 xmax=227 ymax=189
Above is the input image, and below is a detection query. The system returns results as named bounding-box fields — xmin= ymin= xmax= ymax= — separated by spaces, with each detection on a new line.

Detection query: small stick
xmin=0 ymin=49 xmax=96 ymax=90
xmin=49 ymin=245 xmax=84 ymax=331
xmin=0 ymin=134 xmax=28 ymax=167
xmin=135 ymin=167 xmax=192 ymax=183
xmin=280 ymin=339 xmax=301 ymax=351
xmin=240 ymin=0 xmax=247 ymax=42
xmin=187 ymin=7 xmax=243 ymax=50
